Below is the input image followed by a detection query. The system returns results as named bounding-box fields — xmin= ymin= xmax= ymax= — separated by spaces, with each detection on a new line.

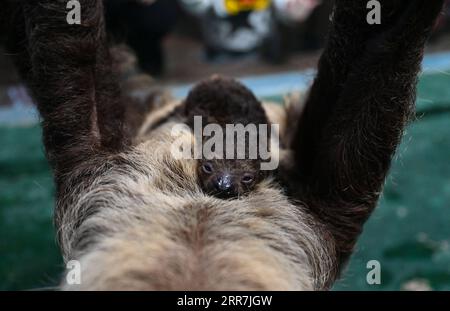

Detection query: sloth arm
xmin=20 ymin=1 xmax=129 ymax=177
xmin=18 ymin=1 xmax=444 ymax=266
xmin=289 ymin=0 xmax=444 ymax=263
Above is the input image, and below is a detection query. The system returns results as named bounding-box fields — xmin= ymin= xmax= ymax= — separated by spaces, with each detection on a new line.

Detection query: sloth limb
xmin=20 ymin=1 xmax=130 ymax=178
xmin=290 ymin=0 xmax=444 ymax=264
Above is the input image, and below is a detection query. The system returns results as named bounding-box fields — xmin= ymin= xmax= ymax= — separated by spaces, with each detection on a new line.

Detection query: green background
xmin=0 ymin=71 xmax=449 ymax=290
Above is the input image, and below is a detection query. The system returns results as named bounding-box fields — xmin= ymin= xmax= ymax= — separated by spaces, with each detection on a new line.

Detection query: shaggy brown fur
xmin=3 ymin=0 xmax=445 ymax=290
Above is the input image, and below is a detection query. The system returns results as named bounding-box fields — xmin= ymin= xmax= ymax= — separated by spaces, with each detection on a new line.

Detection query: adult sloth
xmin=3 ymin=0 xmax=444 ymax=290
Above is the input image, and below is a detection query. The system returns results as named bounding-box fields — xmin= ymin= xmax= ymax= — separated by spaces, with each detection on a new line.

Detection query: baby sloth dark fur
xmin=184 ymin=77 xmax=271 ymax=199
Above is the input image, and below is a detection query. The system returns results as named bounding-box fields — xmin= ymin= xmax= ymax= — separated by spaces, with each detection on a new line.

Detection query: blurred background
xmin=0 ymin=0 xmax=449 ymax=290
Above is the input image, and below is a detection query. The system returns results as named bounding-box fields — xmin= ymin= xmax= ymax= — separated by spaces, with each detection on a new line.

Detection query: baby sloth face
xmin=197 ymin=159 xmax=262 ymax=199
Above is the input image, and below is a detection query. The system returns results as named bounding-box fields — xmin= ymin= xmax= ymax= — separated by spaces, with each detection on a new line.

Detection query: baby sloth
xmin=184 ymin=77 xmax=272 ymax=199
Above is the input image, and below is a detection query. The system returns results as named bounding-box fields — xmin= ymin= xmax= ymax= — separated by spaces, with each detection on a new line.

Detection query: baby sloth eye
xmin=202 ymin=162 xmax=213 ymax=174
xmin=241 ymin=173 xmax=254 ymax=184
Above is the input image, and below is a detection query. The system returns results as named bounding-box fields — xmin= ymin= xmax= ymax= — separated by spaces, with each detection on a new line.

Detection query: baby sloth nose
xmin=215 ymin=174 xmax=232 ymax=192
